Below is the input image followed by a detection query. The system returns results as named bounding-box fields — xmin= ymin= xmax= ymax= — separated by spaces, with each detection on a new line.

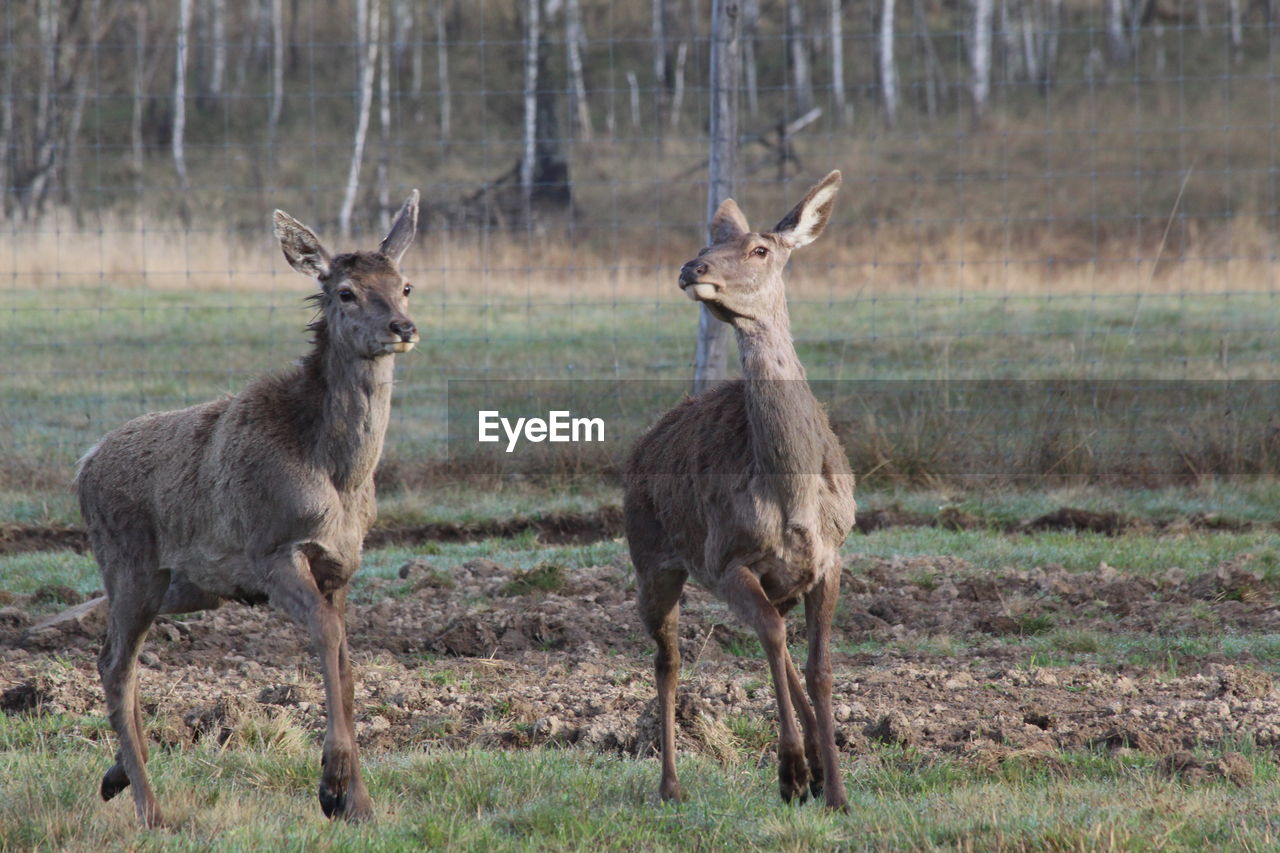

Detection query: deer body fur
xmin=76 ymin=192 xmax=421 ymax=827
xmin=624 ymin=171 xmax=855 ymax=810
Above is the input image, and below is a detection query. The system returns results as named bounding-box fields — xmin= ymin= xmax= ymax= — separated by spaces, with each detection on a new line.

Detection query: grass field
xmin=3 ymin=513 xmax=1280 ymax=850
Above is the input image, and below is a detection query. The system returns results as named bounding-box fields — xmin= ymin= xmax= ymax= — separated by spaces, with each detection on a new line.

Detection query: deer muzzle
xmin=678 ymin=261 xmax=720 ymax=302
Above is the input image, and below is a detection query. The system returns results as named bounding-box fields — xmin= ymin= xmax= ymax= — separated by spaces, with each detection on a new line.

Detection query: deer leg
xmin=637 ymin=567 xmax=688 ymax=803
xmin=268 ymin=552 xmax=372 ymax=822
xmin=803 ymin=569 xmax=849 ymax=811
xmin=720 ymin=565 xmax=810 ymax=803
xmin=329 ymin=587 xmax=362 ymax=800
xmin=97 ymin=571 xmax=167 ymax=828
xmin=783 ymin=653 xmax=823 ymax=799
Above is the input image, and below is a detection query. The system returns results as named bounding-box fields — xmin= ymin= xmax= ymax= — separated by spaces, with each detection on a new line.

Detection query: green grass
xmin=2 ymin=713 xmax=1278 ymax=851
xmin=6 ymin=281 xmax=1280 ymax=497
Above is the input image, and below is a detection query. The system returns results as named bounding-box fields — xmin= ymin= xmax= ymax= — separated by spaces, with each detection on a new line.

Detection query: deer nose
xmin=389 ymin=319 xmax=417 ymax=341
xmin=679 ymin=260 xmax=708 ymax=286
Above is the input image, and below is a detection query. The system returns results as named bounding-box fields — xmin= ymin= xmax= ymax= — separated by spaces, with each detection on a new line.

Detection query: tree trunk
xmin=533 ymin=1 xmax=570 ymax=212
xmin=970 ymin=0 xmax=994 ymax=118
xmin=1107 ymin=0 xmax=1129 ymax=63
xmin=130 ymin=2 xmax=147 ymax=193
xmin=831 ymin=0 xmax=851 ymax=125
xmin=435 ymin=0 xmax=451 ymax=140
xmin=210 ymin=0 xmax=226 ymax=97
xmin=1229 ymin=0 xmax=1244 ymax=60
xmin=626 ymin=70 xmax=641 ymax=128
xmin=669 ymin=41 xmax=688 ymax=128
xmin=742 ymin=0 xmax=760 ymax=117
xmin=566 ymin=0 xmax=592 ymax=140
xmin=912 ymin=0 xmax=945 ymax=116
xmin=694 ymin=0 xmax=740 ymax=394
xmin=340 ymin=0 xmax=380 ymax=237
xmin=268 ymin=0 xmax=285 ymax=143
xmin=377 ymin=0 xmax=392 ymax=232
xmin=785 ymin=0 xmax=814 ymax=114
xmin=173 ymin=0 xmax=192 ymax=196
xmin=520 ymin=0 xmax=541 ymax=212
xmin=879 ymin=0 xmax=898 ymax=126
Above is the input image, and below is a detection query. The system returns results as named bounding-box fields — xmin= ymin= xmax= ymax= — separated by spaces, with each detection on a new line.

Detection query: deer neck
xmin=305 ymin=327 xmax=395 ymax=492
xmin=735 ymin=305 xmax=824 ymax=512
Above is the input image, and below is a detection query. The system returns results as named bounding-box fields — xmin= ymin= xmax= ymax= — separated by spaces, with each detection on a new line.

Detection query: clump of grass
xmin=499 ymin=563 xmax=567 ymax=597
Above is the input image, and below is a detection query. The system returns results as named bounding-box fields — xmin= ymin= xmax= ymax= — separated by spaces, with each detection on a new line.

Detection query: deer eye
xmin=752 ymin=246 xmax=769 ymax=258
xmin=337 ymin=288 xmax=356 ymax=303
xmin=402 ymin=283 xmax=413 ymax=297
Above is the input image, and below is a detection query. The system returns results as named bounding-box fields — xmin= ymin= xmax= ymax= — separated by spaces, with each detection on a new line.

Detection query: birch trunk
xmin=669 ymin=41 xmax=688 ymax=128
xmin=831 ymin=0 xmax=850 ymax=125
xmin=339 ymin=0 xmax=380 ymax=237
xmin=130 ymin=2 xmax=146 ymax=188
xmin=1229 ymin=0 xmax=1243 ymax=60
xmin=566 ymin=0 xmax=592 ymax=140
xmin=377 ymin=1 xmax=392 ymax=231
xmin=269 ymin=0 xmax=285 ymax=137
xmin=785 ymin=0 xmax=814 ymax=114
xmin=210 ymin=0 xmax=225 ymax=97
xmin=970 ymin=0 xmax=994 ymax=117
xmin=1107 ymin=0 xmax=1129 ymax=63
xmin=520 ymin=0 xmax=541 ymax=211
xmin=879 ymin=0 xmax=898 ymax=126
xmin=173 ymin=0 xmax=192 ymax=193
xmin=694 ymin=0 xmax=739 ymax=394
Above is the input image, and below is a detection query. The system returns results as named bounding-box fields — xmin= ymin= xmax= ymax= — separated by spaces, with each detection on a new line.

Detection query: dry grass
xmin=4 ymin=206 xmax=1276 ymax=300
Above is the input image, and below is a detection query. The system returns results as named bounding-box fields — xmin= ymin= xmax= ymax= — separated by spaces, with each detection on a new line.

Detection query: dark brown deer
xmin=75 ymin=192 xmax=421 ymax=827
xmin=624 ymin=171 xmax=856 ymax=810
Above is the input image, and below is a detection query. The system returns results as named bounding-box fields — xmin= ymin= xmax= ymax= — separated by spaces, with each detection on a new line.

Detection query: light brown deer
xmin=75 ymin=192 xmax=420 ymax=827
xmin=624 ymin=171 xmax=856 ymax=810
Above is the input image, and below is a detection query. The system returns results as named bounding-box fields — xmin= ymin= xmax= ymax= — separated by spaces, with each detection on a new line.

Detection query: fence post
xmin=693 ymin=0 xmax=740 ymax=395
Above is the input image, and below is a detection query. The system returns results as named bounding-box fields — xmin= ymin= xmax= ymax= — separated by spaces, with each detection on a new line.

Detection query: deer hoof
xmin=319 ymin=784 xmax=373 ymax=822
xmin=100 ymin=762 xmax=130 ymax=801
xmin=658 ymin=779 xmax=686 ymax=803
xmin=778 ymin=755 xmax=811 ymax=804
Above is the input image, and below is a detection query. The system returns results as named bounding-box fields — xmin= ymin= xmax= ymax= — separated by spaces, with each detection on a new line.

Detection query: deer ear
xmin=273 ymin=210 xmax=332 ymax=279
xmin=379 ymin=190 xmax=420 ymax=265
xmin=772 ymin=170 xmax=842 ymax=249
xmin=709 ymin=198 xmax=750 ymax=243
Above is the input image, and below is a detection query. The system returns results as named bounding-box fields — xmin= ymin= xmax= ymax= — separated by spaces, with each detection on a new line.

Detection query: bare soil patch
xmin=2 ymin=552 xmax=1278 ymax=771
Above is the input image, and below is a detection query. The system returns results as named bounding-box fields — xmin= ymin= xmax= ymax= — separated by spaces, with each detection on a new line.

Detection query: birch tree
xmin=520 ymin=0 xmax=541 ymax=211
xmin=831 ymin=0 xmax=850 ymax=126
xmin=565 ymin=0 xmax=592 ymax=140
xmin=879 ymin=0 xmax=898 ymax=126
xmin=970 ymin=0 xmax=994 ymax=118
xmin=339 ymin=0 xmax=381 ymax=237
xmin=209 ymin=0 xmax=226 ymax=97
xmin=268 ymin=0 xmax=285 ymax=142
xmin=174 ymin=0 xmax=192 ymax=194
xmin=785 ymin=0 xmax=814 ymax=114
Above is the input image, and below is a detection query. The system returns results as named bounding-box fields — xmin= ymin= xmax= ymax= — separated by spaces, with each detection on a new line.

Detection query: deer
xmin=74 ymin=192 xmax=421 ymax=827
xmin=623 ymin=171 xmax=856 ymax=811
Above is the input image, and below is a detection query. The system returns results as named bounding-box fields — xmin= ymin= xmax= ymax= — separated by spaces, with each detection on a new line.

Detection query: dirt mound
xmin=0 ymin=524 xmax=88 ymax=555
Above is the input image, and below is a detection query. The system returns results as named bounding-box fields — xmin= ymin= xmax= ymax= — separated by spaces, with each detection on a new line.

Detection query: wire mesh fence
xmin=3 ymin=0 xmax=1279 ymax=492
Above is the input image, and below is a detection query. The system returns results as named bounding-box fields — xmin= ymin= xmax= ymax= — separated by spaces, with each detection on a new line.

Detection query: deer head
xmin=274 ymin=191 xmax=421 ymax=359
xmin=678 ymin=171 xmax=841 ymax=325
